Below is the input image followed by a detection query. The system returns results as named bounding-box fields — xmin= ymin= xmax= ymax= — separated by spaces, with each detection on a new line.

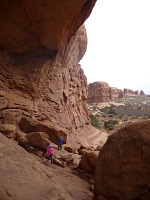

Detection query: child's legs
xmin=58 ymin=143 xmax=62 ymax=150
xmin=50 ymin=155 xmax=53 ymax=163
xmin=47 ymin=155 xmax=53 ymax=163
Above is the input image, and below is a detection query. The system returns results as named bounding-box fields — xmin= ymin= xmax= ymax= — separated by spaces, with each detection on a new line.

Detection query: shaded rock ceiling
xmin=0 ymin=0 xmax=96 ymax=59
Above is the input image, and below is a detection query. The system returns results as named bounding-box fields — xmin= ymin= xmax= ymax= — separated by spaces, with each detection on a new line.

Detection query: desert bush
xmin=104 ymin=120 xmax=118 ymax=130
xmin=90 ymin=114 xmax=100 ymax=128
xmin=100 ymin=106 xmax=117 ymax=116
xmin=107 ymin=107 xmax=117 ymax=115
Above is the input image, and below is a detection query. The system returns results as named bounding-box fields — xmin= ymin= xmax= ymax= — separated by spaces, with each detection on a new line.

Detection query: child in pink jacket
xmin=46 ymin=144 xmax=54 ymax=164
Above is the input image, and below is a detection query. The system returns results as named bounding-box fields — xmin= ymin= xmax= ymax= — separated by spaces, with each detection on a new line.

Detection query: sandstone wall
xmin=0 ymin=0 xmax=97 ymax=148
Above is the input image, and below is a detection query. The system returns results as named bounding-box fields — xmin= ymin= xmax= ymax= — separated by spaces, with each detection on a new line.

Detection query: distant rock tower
xmin=140 ymin=90 xmax=145 ymax=96
xmin=87 ymin=81 xmax=112 ymax=103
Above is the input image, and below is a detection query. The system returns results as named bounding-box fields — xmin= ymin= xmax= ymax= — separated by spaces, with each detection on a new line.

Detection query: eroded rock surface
xmin=0 ymin=0 xmax=96 ymax=57
xmin=94 ymin=120 xmax=150 ymax=200
xmin=0 ymin=0 xmax=98 ymax=149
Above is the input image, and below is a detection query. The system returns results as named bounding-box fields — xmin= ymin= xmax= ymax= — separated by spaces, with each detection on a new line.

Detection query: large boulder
xmin=94 ymin=120 xmax=150 ymax=200
xmin=0 ymin=124 xmax=16 ymax=138
xmin=26 ymin=132 xmax=50 ymax=150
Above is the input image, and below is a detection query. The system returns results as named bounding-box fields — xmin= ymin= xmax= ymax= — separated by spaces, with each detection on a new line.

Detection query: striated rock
xmin=88 ymin=81 xmax=112 ymax=103
xmin=0 ymin=0 xmax=99 ymax=150
xmin=94 ymin=120 xmax=150 ymax=200
xmin=0 ymin=23 xmax=99 ymax=149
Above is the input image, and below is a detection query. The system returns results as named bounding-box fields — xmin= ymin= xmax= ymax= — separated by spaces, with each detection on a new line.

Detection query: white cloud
xmin=80 ymin=0 xmax=150 ymax=94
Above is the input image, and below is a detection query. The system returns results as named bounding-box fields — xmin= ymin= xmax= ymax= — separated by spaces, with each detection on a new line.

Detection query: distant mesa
xmin=87 ymin=81 xmax=145 ymax=103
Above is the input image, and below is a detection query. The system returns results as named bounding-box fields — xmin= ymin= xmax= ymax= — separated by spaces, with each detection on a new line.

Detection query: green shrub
xmin=107 ymin=107 xmax=117 ymax=115
xmin=100 ymin=106 xmax=117 ymax=116
xmin=104 ymin=120 xmax=118 ymax=130
xmin=90 ymin=114 xmax=100 ymax=128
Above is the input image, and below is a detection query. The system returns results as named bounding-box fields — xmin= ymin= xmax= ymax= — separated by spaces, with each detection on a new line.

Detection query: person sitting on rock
xmin=58 ymin=136 xmax=63 ymax=151
xmin=46 ymin=144 xmax=54 ymax=164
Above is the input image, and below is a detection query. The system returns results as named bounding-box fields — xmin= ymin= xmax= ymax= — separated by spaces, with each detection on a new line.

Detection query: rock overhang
xmin=0 ymin=0 xmax=96 ymax=59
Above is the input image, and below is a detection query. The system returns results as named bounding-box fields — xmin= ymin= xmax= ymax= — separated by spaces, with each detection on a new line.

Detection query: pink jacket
xmin=46 ymin=147 xmax=54 ymax=155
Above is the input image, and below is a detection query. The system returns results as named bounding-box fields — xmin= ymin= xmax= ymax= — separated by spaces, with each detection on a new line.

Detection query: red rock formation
xmin=134 ymin=90 xmax=139 ymax=95
xmin=0 ymin=1 xmax=97 ymax=148
xmin=88 ymin=81 xmax=112 ymax=103
xmin=110 ymin=87 xmax=119 ymax=100
xmin=118 ymin=89 xmax=124 ymax=99
xmin=123 ymin=89 xmax=145 ymax=97
xmin=94 ymin=120 xmax=150 ymax=200
xmin=123 ymin=88 xmax=133 ymax=96
xmin=140 ymin=90 xmax=145 ymax=96
xmin=0 ymin=0 xmax=96 ymax=57
xmin=0 ymin=133 xmax=93 ymax=200
xmin=88 ymin=82 xmax=144 ymax=103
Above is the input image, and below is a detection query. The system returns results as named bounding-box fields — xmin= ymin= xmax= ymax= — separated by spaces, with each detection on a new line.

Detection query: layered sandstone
xmin=88 ymin=82 xmax=145 ymax=103
xmin=123 ymin=88 xmax=135 ymax=97
xmin=0 ymin=0 xmax=97 ymax=148
xmin=88 ymin=82 xmax=112 ymax=103
xmin=110 ymin=87 xmax=119 ymax=100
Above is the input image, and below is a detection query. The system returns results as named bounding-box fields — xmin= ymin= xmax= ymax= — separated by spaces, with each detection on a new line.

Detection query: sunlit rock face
xmin=94 ymin=120 xmax=150 ymax=200
xmin=0 ymin=0 xmax=97 ymax=148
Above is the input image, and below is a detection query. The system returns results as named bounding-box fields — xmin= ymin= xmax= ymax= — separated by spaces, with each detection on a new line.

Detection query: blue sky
xmin=80 ymin=0 xmax=150 ymax=94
